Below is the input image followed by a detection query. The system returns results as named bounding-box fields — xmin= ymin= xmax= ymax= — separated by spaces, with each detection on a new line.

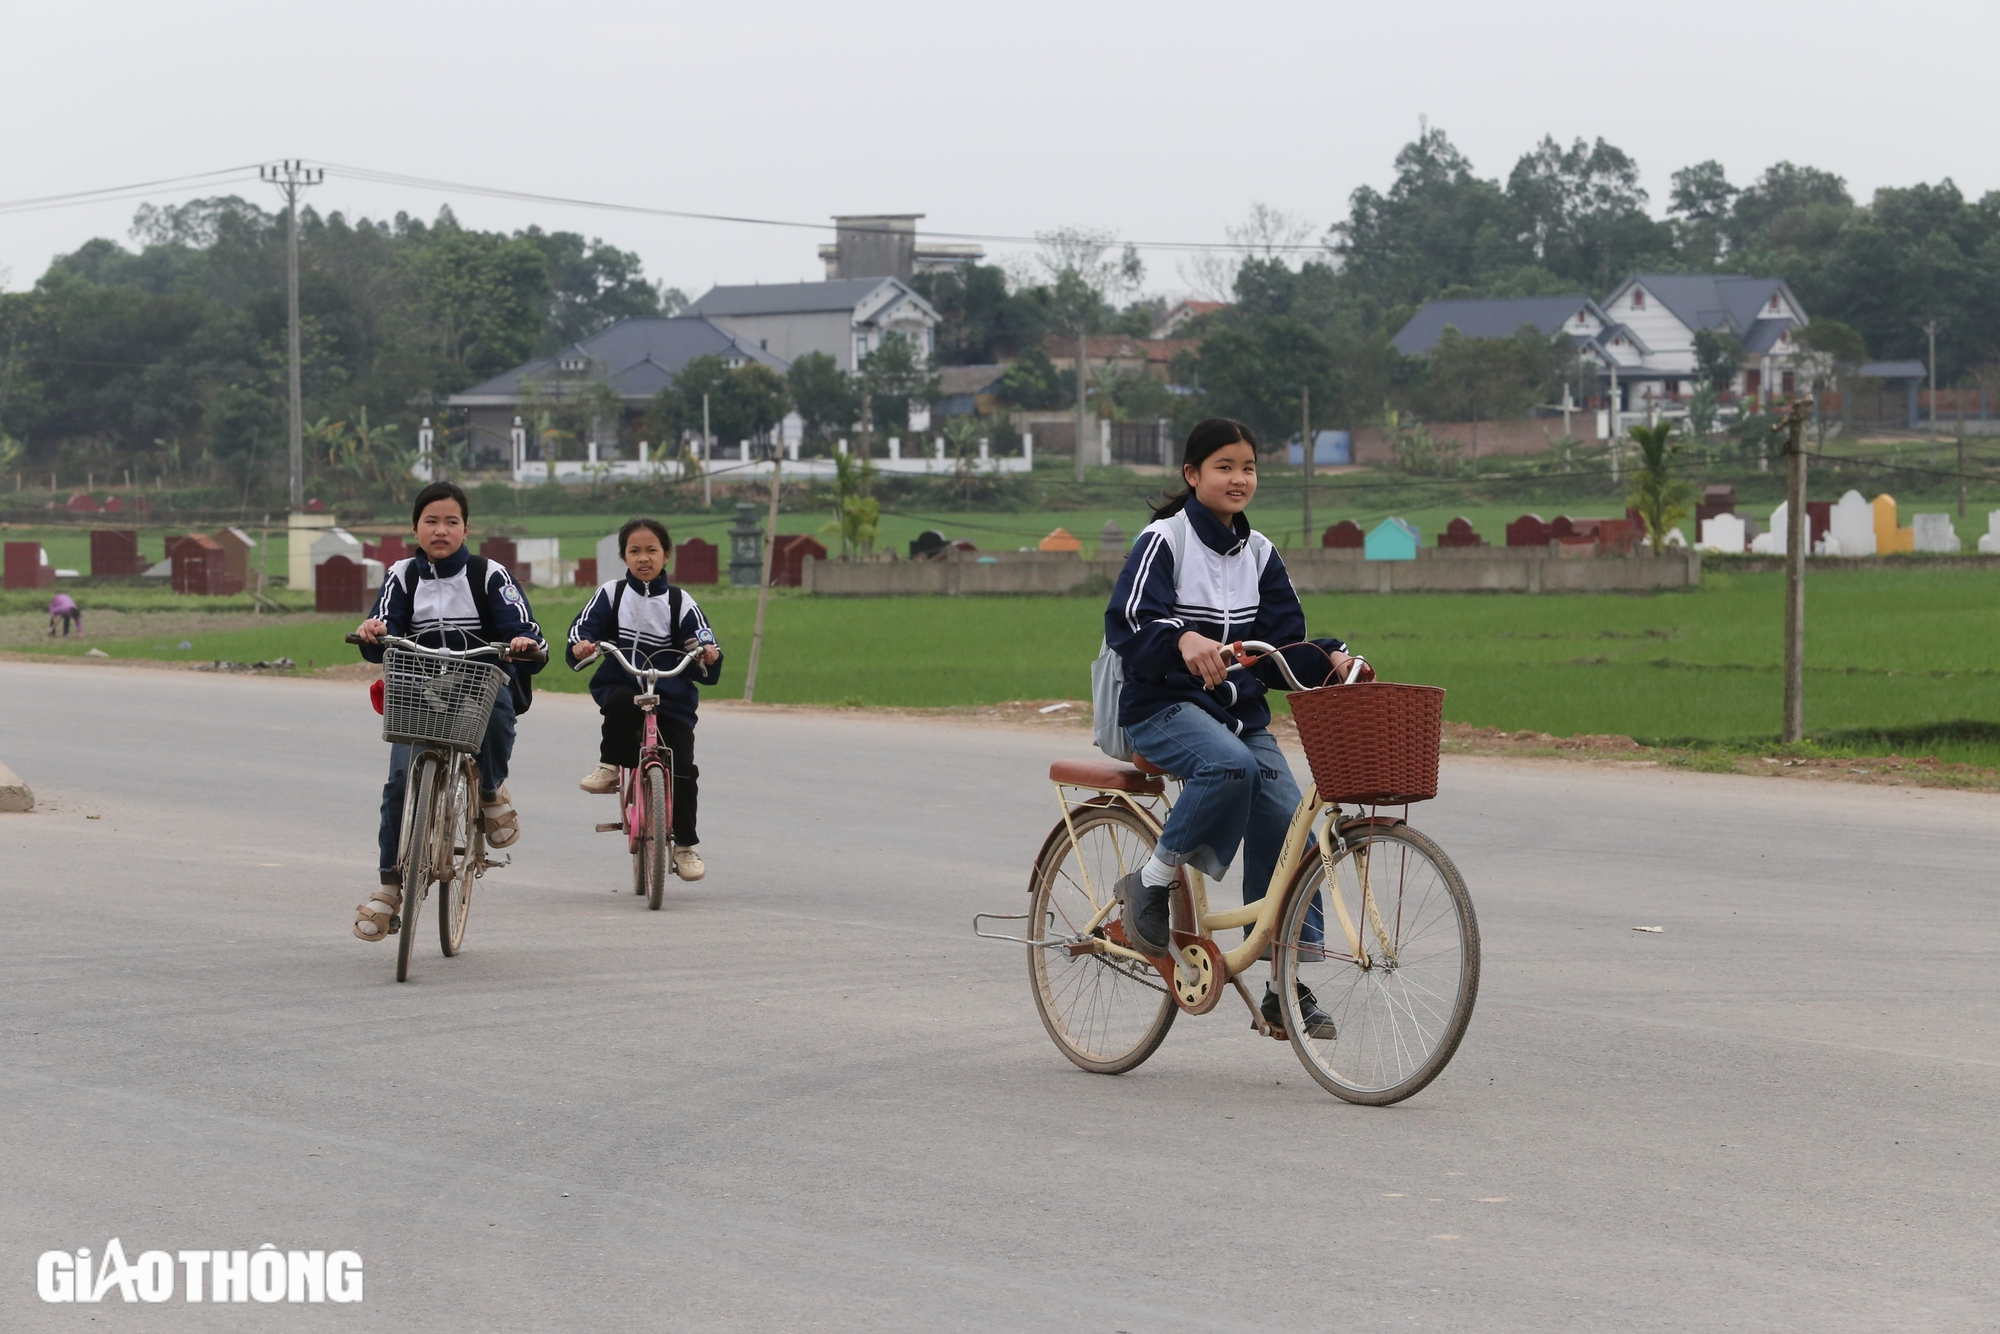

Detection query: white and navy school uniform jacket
xmin=564 ymin=573 xmax=722 ymax=727
xmin=1104 ymin=498 xmax=1339 ymax=735
xmin=357 ymin=547 xmax=546 ymax=685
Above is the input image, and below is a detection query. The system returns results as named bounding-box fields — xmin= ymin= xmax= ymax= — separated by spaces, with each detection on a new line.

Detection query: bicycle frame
xmin=1036 ymin=641 xmax=1384 ymax=987
xmin=578 ymin=643 xmax=704 ymax=857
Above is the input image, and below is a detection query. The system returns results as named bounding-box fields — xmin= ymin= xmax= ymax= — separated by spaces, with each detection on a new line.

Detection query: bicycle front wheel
xmin=397 ymin=754 xmax=441 ymax=983
xmin=437 ymin=759 xmax=479 ymax=957
xmin=643 ymin=766 xmax=668 ymax=910
xmin=1027 ymin=803 xmax=1175 ymax=1074
xmin=1275 ymin=823 xmax=1479 ymax=1105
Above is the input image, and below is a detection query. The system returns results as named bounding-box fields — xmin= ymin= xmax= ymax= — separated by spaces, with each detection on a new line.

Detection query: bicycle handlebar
xmin=346 ymin=631 xmax=548 ymax=666
xmin=1223 ymin=639 xmax=1369 ymax=692
xmin=574 ymin=641 xmax=707 ymax=687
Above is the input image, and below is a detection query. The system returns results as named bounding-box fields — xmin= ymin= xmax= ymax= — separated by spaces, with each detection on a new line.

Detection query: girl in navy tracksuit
xmin=566 ymin=517 xmax=722 ymax=879
xmin=1104 ymin=417 xmax=1366 ymax=1030
xmin=352 ymin=480 xmax=547 ymax=943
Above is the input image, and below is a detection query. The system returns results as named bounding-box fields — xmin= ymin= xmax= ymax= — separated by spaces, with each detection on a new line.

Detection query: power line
xmin=0 ymin=166 xmax=265 ymax=216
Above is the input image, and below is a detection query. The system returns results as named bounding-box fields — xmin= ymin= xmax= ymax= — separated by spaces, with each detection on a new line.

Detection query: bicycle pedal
xmin=387 ymin=915 xmax=403 ymax=934
xmin=594 ymin=822 xmax=624 ymax=833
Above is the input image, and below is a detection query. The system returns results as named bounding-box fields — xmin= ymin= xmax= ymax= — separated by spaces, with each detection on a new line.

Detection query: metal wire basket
xmin=381 ymin=647 xmax=506 ymax=753
xmin=1289 ymin=681 xmax=1446 ymax=806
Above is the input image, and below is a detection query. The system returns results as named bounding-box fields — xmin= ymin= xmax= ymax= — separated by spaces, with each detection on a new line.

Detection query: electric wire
xmin=0 ymin=166 xmax=266 ymax=217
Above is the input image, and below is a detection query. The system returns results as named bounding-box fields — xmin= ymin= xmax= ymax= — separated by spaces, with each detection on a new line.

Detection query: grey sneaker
xmin=1114 ymin=870 xmax=1172 ymax=956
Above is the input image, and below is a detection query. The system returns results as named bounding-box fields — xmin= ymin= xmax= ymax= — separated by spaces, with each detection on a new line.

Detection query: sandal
xmin=482 ymin=784 xmax=520 ymax=849
xmin=353 ymin=886 xmax=402 ymax=942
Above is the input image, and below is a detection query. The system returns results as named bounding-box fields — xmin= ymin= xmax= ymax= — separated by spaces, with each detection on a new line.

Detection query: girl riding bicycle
xmin=352 ymin=481 xmax=547 ymax=942
xmin=1103 ymin=417 xmax=1368 ymax=1033
xmin=567 ymin=517 xmax=722 ymax=881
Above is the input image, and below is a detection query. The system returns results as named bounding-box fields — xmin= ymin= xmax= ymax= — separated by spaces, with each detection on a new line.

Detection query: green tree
xmin=1333 ymin=126 xmax=1527 ymax=317
xmin=1625 ymin=420 xmax=1693 ymax=548
xmin=786 ymin=351 xmax=857 ymax=447
xmin=908 ymin=263 xmax=1050 ymax=364
xmin=402 ymin=217 xmax=550 ymax=382
xmin=1668 ymin=160 xmax=1739 ymax=266
xmin=1505 ymin=135 xmax=1672 ymax=291
xmin=994 ymin=346 xmax=1069 ymax=410
xmin=1418 ymin=324 xmax=1558 ymax=427
xmin=713 ymin=362 xmax=792 ymax=447
xmin=857 ymin=333 xmax=937 ymax=435
xmin=1191 ymin=316 xmax=1334 ymax=447
xmin=1692 ymin=327 xmax=1745 ymax=394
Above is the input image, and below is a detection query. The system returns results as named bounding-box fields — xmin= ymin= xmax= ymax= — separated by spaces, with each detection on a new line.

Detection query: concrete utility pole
xmin=1300 ymin=386 xmax=1313 ymax=551
xmin=1073 ymin=330 xmax=1090 ymax=484
xmin=1782 ymin=398 xmax=1811 ymax=744
xmin=744 ymin=437 xmax=783 ymax=702
xmin=1922 ymin=318 xmax=1941 ymax=446
xmin=259 ymin=161 xmax=322 ymax=512
xmin=701 ymin=393 xmax=713 ymax=509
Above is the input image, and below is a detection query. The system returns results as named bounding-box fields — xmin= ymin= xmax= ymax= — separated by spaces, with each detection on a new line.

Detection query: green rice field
xmin=18 ymin=568 xmax=2000 ymax=767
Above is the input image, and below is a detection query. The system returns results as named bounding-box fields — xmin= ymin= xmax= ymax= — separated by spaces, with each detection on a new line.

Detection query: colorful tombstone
xmin=1437 ymin=517 xmax=1484 ymax=548
xmin=90 ymin=530 xmax=141 ymax=578
xmin=1038 ymin=527 xmax=1082 ymax=553
xmin=3 ymin=542 xmax=54 ymax=589
xmin=1504 ymin=514 xmax=1550 ymax=547
xmin=1749 ymin=503 xmax=1788 ymax=555
xmin=170 ymin=533 xmax=242 ymax=595
xmin=216 ymin=527 xmax=257 ymax=587
xmin=1827 ymin=490 xmax=1875 ymax=556
xmin=773 ymin=535 xmax=829 ymax=587
xmin=1871 ymin=495 xmax=1914 ymax=554
xmin=1364 ymin=517 xmax=1419 ymax=561
xmin=1322 ymin=521 xmax=1365 ymax=549
xmin=675 ymin=537 xmax=719 ymax=584
xmin=315 ymin=554 xmax=368 ymax=613
xmin=1911 ymin=513 xmax=1960 ymax=553
xmin=1698 ymin=513 xmax=1747 ymax=553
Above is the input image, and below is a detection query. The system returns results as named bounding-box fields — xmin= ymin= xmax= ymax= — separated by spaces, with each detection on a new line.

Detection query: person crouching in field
xmin=567 ymin=517 xmax=721 ymax=881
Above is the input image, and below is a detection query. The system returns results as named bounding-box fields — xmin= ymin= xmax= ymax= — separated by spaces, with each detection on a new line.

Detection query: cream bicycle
xmin=979 ymin=642 xmax=1478 ymax=1105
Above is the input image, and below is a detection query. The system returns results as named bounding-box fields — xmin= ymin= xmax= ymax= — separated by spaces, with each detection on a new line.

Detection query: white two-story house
xmin=1592 ymin=274 xmax=1809 ymax=421
xmin=1393 ymin=274 xmax=1810 ymax=432
xmin=684 ymin=278 xmax=940 ymax=373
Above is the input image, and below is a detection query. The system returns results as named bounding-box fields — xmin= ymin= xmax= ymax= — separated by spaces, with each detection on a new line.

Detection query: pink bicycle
xmin=577 ymin=643 xmax=702 ymax=908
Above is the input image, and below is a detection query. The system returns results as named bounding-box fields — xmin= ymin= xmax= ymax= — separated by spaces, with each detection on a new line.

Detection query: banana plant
xmin=1626 ymin=420 xmax=1694 ymax=548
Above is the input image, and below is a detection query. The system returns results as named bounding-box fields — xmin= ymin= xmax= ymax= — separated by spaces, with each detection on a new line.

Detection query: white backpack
xmin=1091 ymin=515 xmax=1190 ymax=761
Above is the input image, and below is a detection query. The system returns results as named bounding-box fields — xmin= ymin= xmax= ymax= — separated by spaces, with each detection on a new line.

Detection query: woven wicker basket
xmin=1289 ymin=682 xmax=1445 ymax=806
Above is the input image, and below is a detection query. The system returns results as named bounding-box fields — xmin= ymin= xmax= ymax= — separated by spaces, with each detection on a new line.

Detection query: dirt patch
xmin=1425 ymin=722 xmax=1999 ymax=793
xmin=0 ymin=609 xmax=334 ymax=652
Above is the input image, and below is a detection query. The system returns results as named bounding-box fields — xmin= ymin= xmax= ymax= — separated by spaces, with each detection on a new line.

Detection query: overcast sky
xmin=5 ymin=0 xmax=1994 ymax=300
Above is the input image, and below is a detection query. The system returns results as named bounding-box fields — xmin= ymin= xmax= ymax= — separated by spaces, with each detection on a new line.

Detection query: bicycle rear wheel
xmin=1027 ymin=803 xmax=1175 ymax=1074
xmin=437 ymin=759 xmax=479 ymax=957
xmin=1275 ymin=823 xmax=1479 ymax=1105
xmin=644 ymin=766 xmax=669 ymax=909
xmin=396 ymin=753 xmax=441 ymax=983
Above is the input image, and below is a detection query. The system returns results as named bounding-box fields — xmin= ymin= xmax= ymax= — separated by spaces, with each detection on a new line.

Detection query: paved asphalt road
xmin=2 ymin=661 xmax=1997 ymax=1331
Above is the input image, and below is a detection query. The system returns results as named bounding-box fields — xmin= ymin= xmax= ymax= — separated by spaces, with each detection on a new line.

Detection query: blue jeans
xmin=1126 ymin=704 xmax=1323 ymax=949
xmin=377 ymin=685 xmax=516 ymax=878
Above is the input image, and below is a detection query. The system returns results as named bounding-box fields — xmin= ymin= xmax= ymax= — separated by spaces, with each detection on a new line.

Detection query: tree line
xmin=3 ymin=125 xmax=1996 ymax=500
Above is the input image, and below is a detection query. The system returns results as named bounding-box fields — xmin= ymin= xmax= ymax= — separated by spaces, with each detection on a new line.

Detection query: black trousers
xmin=599 ymin=685 xmax=699 ymax=846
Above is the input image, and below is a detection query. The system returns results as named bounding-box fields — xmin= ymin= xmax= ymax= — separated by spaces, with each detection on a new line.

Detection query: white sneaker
xmin=671 ymin=847 xmax=705 ymax=881
xmin=579 ymin=763 xmax=619 ymax=795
